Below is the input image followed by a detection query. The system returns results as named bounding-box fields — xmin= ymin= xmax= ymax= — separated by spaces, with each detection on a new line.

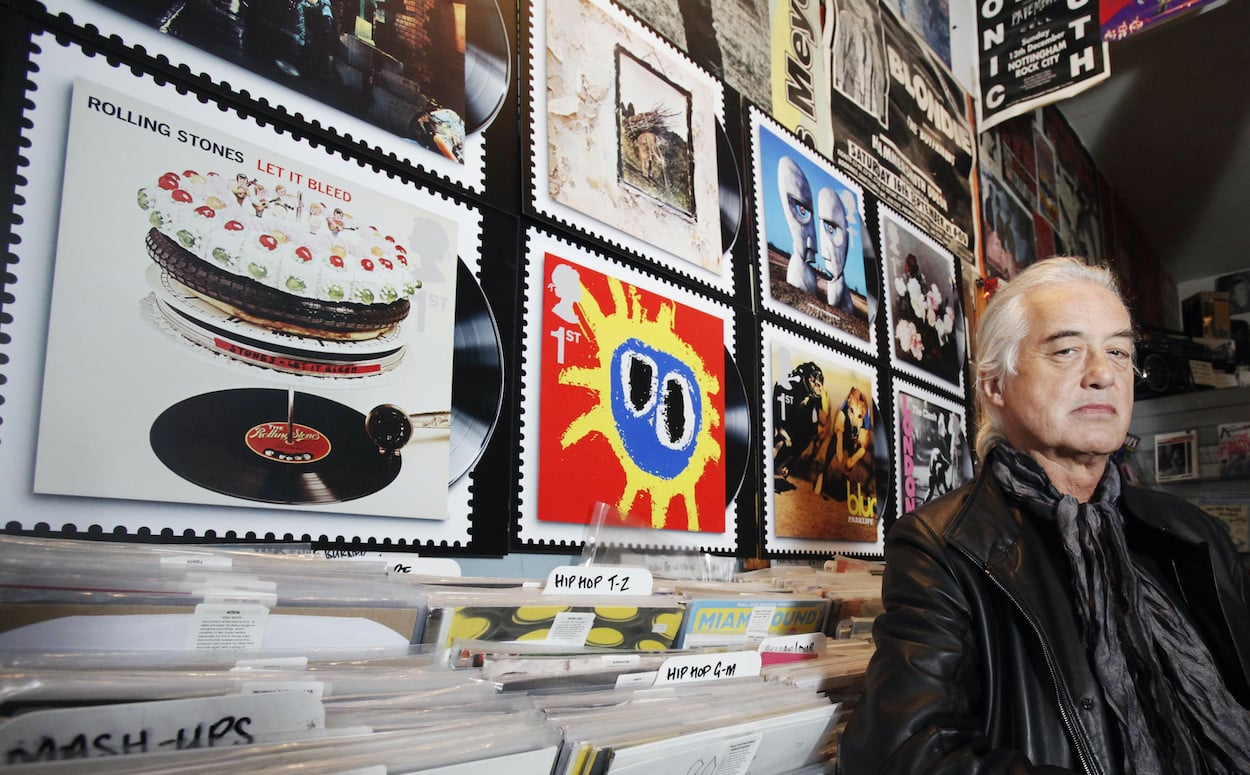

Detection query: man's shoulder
xmin=1122 ymin=483 xmax=1229 ymax=541
xmin=890 ymin=478 xmax=983 ymax=544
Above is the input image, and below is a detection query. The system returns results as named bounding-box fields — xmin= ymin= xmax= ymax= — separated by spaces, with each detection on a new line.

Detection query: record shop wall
xmin=0 ymin=0 xmax=1167 ymax=562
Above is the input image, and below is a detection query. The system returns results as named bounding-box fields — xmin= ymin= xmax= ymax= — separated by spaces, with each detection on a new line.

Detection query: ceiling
xmin=1058 ymin=0 xmax=1250 ymax=286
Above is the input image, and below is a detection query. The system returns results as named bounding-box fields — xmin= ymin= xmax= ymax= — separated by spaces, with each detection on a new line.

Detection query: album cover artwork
xmin=517 ymin=228 xmax=744 ymax=552
xmin=3 ymin=43 xmax=484 ymax=545
xmin=894 ymin=381 xmax=972 ymax=516
xmin=762 ymin=323 xmax=886 ymax=556
xmin=750 ymin=108 xmax=876 ymax=355
xmin=879 ymin=206 xmax=966 ymax=397
xmin=527 ymin=0 xmax=730 ymax=293
xmin=38 ymin=0 xmax=513 ymax=191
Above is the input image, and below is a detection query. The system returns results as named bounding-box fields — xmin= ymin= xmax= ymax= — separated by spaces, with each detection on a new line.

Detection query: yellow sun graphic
xmin=558 ymin=276 xmax=723 ymax=530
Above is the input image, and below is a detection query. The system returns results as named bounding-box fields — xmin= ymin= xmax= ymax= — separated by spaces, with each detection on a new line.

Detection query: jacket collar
xmin=942 ymin=461 xmax=1210 ymax=568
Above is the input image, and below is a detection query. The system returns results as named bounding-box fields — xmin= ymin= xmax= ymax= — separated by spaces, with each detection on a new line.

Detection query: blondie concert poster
xmin=894 ymin=383 xmax=972 ymax=515
xmin=880 ymin=206 xmax=966 ymax=396
xmin=5 ymin=53 xmax=481 ymax=545
xmin=975 ymin=0 xmax=1109 ymax=132
xmin=825 ymin=1 xmax=976 ymax=264
xmin=751 ymin=109 xmax=874 ymax=354
xmin=521 ymin=230 xmax=730 ymax=545
xmin=763 ymin=324 xmax=884 ymax=555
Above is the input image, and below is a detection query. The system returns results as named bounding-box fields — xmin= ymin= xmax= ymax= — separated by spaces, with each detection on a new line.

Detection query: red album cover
xmin=536 ymin=252 xmax=726 ymax=532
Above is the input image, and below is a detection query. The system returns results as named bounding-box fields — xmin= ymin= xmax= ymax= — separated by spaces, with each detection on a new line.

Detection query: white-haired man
xmin=841 ymin=256 xmax=1250 ymax=774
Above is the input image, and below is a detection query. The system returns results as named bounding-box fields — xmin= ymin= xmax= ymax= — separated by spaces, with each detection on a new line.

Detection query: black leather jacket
xmin=839 ymin=465 xmax=1250 ymax=775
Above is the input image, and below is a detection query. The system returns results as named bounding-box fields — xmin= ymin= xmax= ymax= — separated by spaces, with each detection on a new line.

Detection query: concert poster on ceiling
xmin=525 ymin=0 xmax=732 ymax=295
xmin=879 ymin=205 xmax=967 ymax=397
xmin=36 ymin=0 xmax=516 ymax=194
xmin=893 ymin=380 xmax=972 ymax=518
xmin=761 ymin=322 xmax=888 ymax=556
xmin=823 ymin=0 xmax=977 ymax=265
xmin=516 ymin=227 xmax=747 ymax=552
xmin=749 ymin=108 xmax=876 ymax=356
xmin=997 ymin=114 xmax=1038 ymax=209
xmin=981 ymin=165 xmax=1038 ymax=281
xmin=1101 ymin=0 xmax=1220 ymax=41
xmin=1042 ymin=106 xmax=1105 ymax=265
xmin=1034 ymin=128 xmax=1060 ymax=226
xmin=975 ymin=0 xmax=1109 ymax=132
xmin=2 ymin=41 xmax=489 ymax=547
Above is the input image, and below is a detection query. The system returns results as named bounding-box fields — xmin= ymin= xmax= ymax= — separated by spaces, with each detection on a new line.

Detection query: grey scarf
xmin=991 ymin=444 xmax=1250 ymax=774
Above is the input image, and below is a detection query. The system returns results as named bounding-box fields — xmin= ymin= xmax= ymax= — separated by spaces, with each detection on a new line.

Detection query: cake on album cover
xmin=139 ymin=169 xmax=422 ymax=341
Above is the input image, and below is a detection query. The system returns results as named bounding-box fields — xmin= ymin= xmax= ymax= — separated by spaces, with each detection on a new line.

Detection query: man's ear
xmin=982 ymin=376 xmax=1006 ymax=409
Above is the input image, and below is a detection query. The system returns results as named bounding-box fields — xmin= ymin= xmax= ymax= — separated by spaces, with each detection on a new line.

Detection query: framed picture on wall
xmin=1154 ymin=430 xmax=1199 ymax=483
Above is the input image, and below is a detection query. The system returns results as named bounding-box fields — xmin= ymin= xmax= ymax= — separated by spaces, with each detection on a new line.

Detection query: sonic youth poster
xmin=825 ymin=1 xmax=977 ymax=265
xmin=894 ymin=383 xmax=972 ymax=515
xmin=976 ymin=0 xmax=1109 ymax=132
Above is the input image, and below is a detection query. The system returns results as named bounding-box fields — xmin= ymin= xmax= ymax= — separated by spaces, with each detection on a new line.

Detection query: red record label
xmin=245 ymin=422 xmax=332 ymax=464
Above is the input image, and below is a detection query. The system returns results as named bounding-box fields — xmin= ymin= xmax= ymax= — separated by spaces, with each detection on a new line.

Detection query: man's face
xmin=817 ymin=188 xmax=848 ymax=280
xmin=778 ymin=157 xmax=815 ymax=265
xmin=988 ymin=280 xmax=1135 ymax=466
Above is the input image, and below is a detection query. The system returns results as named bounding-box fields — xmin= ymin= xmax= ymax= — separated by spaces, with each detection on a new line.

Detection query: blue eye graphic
xmin=610 ymin=338 xmax=701 ymax=479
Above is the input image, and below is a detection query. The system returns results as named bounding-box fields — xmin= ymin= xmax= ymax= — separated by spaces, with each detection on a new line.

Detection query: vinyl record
xmin=150 ymin=389 xmax=401 ymax=504
xmin=449 ymin=258 xmax=505 ymax=484
xmin=717 ymin=120 xmax=744 ymax=257
xmin=464 ymin=0 xmax=512 ymax=134
xmin=724 ymin=347 xmax=750 ymax=503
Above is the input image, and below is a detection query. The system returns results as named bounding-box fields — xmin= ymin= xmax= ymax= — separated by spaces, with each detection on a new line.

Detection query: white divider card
xmin=543 ymin=565 xmax=654 ymax=595
xmin=232 ymin=656 xmax=309 ymax=671
xmin=185 ymin=572 xmax=276 ymax=591
xmin=602 ymin=654 xmax=642 ymax=668
xmin=759 ymin=632 xmax=827 ymax=656
xmin=188 ymin=603 xmax=270 ymax=651
xmin=160 ymin=554 xmax=233 ymax=569
xmin=239 ymin=681 xmax=327 ymax=699
xmin=615 ymin=671 xmax=658 ymax=688
xmin=654 ymin=651 xmax=762 ymax=685
xmin=544 ymin=612 xmax=597 ymax=646
xmin=318 ymin=550 xmax=461 ymax=577
xmin=0 ymin=691 xmax=325 ymax=765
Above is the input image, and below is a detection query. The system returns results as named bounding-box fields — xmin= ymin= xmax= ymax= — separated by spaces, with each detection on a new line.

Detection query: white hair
xmin=973 ymin=257 xmax=1131 ymax=461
